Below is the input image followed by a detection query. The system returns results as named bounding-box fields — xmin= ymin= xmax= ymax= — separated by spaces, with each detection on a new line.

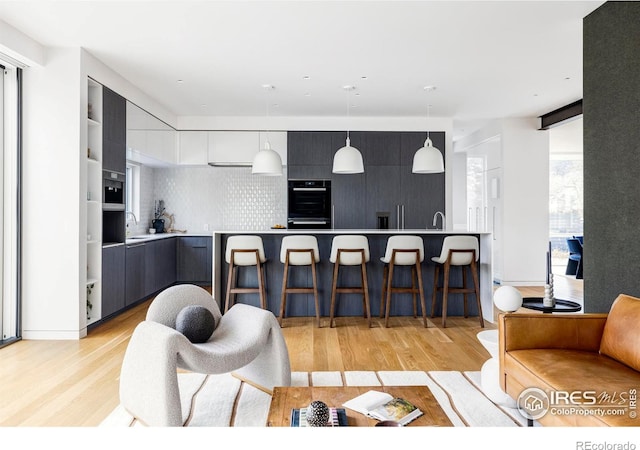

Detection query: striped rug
xmin=100 ymin=370 xmax=530 ymax=427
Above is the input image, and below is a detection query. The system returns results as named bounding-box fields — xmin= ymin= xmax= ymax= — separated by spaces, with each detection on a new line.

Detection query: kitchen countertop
xmin=214 ymin=229 xmax=491 ymax=235
xmin=103 ymin=232 xmax=213 ymax=248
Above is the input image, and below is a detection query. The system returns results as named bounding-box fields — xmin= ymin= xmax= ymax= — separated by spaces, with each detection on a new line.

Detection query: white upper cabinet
xmin=126 ymin=101 xmax=177 ymax=166
xmin=177 ymin=131 xmax=208 ymax=165
xmin=208 ymin=131 xmax=287 ymax=166
xmin=208 ymin=131 xmax=259 ymax=165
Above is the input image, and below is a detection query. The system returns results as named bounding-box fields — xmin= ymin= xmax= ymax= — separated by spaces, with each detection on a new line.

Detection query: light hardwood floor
xmin=0 ymin=276 xmax=583 ymax=426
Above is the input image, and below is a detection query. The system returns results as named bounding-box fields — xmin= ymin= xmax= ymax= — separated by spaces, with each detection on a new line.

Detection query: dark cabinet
xmin=102 ymin=86 xmax=126 ymax=174
xmin=177 ymin=237 xmax=212 ymax=284
xmin=125 ymin=243 xmax=146 ymax=306
xmin=287 ymin=131 xmax=339 ymax=179
xmin=331 ymin=130 xmax=367 ymax=229
xmin=144 ymin=238 xmax=177 ymax=295
xmin=102 ymin=244 xmax=125 ymax=318
xmin=399 ymin=132 xmax=445 ymax=229
xmin=364 ymin=165 xmax=401 ymax=229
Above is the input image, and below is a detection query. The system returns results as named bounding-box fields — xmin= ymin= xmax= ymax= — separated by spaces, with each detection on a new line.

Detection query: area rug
xmin=100 ymin=371 xmax=528 ymax=427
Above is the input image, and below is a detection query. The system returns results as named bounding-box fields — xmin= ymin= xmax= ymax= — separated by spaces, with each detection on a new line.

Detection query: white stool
xmin=279 ymin=235 xmax=321 ymax=327
xmin=380 ymin=235 xmax=428 ymax=328
xmin=224 ymin=235 xmax=267 ymax=313
xmin=431 ymin=235 xmax=483 ymax=328
xmin=328 ymin=235 xmax=371 ymax=328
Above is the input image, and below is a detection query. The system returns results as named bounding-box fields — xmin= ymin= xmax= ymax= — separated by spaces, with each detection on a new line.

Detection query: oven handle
xmin=290 ymin=220 xmax=328 ymax=225
xmin=292 ymin=187 xmax=327 ymax=192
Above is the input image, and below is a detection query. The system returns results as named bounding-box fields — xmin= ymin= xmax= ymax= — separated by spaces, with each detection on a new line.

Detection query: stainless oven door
xmin=287 ymin=180 xmax=332 ymax=224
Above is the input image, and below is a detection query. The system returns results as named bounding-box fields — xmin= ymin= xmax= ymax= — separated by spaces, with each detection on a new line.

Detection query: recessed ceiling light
xmin=361 ymin=76 xmax=368 ymax=80
xmin=177 ymin=79 xmax=184 ymax=83
xmin=272 ymin=103 xmax=279 ymax=108
xmin=304 ymin=93 xmax=311 ymax=97
xmin=303 ymin=76 xmax=311 ymax=80
xmin=565 ymin=77 xmax=571 ymax=80
xmin=200 ymin=104 xmax=207 ymax=108
xmin=355 ymin=93 xmax=361 ymax=96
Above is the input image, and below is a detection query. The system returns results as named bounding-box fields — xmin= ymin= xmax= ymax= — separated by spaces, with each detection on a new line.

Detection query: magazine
xmin=342 ymin=390 xmax=423 ymax=426
xmin=290 ymin=407 xmax=348 ymax=427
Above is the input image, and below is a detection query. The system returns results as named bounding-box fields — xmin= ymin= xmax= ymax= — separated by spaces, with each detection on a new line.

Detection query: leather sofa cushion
xmin=600 ymin=294 xmax=640 ymax=371
xmin=507 ymin=349 xmax=640 ymax=426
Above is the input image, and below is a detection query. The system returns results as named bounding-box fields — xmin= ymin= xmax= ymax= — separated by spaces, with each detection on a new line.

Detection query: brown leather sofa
xmin=499 ymin=293 xmax=640 ymax=426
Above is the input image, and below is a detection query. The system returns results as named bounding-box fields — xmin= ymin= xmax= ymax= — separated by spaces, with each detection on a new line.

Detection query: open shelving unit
xmin=86 ymin=77 xmax=103 ymax=326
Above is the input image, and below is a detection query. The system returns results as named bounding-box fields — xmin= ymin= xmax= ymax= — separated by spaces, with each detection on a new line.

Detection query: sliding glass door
xmin=1 ymin=63 xmax=21 ymax=347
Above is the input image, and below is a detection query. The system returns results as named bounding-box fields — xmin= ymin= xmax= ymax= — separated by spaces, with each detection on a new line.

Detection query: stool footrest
xmin=283 ymin=288 xmax=315 ymax=294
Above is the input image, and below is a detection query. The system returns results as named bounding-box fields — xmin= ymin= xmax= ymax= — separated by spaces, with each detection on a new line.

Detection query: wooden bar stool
xmin=328 ymin=235 xmax=371 ymax=328
xmin=380 ymin=235 xmax=428 ymax=328
xmin=430 ymin=235 xmax=483 ymax=328
xmin=279 ymin=235 xmax=321 ymax=327
xmin=224 ymin=235 xmax=267 ymax=313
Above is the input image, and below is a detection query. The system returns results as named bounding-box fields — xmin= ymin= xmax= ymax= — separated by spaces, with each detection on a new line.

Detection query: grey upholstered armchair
xmin=119 ymin=284 xmax=291 ymax=426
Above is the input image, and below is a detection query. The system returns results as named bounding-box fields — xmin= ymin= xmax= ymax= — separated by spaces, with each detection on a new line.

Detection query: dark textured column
xmin=583 ymin=2 xmax=640 ymax=312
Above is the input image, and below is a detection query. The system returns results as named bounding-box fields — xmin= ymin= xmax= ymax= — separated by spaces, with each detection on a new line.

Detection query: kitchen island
xmin=212 ymin=230 xmax=494 ymax=325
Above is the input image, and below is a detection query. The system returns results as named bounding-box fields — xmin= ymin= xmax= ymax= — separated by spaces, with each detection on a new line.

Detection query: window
xmin=549 ymin=118 xmax=583 ymax=274
xmin=1 ymin=62 xmax=22 ymax=348
xmin=125 ymin=162 xmax=140 ymax=227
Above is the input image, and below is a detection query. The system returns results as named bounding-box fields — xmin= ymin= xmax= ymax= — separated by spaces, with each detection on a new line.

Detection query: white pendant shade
xmin=332 ymin=137 xmax=364 ymax=174
xmin=251 ymin=140 xmax=283 ymax=176
xmin=412 ymin=137 xmax=444 ymax=174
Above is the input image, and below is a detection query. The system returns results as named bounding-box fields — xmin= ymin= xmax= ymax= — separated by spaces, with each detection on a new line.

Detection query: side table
xmin=521 ymin=297 xmax=582 ymax=313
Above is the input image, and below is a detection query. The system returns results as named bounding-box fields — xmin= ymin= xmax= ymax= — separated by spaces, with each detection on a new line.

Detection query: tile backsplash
xmin=135 ymin=166 xmax=287 ymax=233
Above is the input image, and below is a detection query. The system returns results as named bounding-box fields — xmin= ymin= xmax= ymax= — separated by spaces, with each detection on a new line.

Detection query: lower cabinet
xmin=102 ymin=244 xmax=125 ymax=318
xmin=144 ymin=237 xmax=177 ymax=296
xmin=99 ymin=236 xmax=211 ymax=325
xmin=125 ymin=242 xmax=146 ymax=307
xmin=177 ymin=236 xmax=212 ymax=285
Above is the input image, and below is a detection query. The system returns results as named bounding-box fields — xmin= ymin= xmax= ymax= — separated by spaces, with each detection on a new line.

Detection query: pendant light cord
xmin=346 ymin=86 xmax=351 ymax=142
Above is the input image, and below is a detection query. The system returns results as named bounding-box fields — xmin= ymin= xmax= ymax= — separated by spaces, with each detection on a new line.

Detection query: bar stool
xmin=328 ymin=235 xmax=371 ymax=328
xmin=279 ymin=235 xmax=321 ymax=327
xmin=380 ymin=235 xmax=428 ymax=328
xmin=224 ymin=235 xmax=267 ymax=313
xmin=430 ymin=235 xmax=484 ymax=328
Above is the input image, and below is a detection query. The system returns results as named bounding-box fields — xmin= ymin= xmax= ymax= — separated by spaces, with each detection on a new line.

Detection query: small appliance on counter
xmin=287 ymin=179 xmax=332 ymax=229
xmin=377 ymin=212 xmax=389 ymax=229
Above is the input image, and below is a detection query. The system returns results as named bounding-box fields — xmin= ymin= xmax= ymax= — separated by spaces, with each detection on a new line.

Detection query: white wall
xmin=22 ymin=47 xmax=83 ymax=339
xmin=501 ymin=118 xmax=549 ymax=285
xmin=453 ymin=118 xmax=549 ymax=286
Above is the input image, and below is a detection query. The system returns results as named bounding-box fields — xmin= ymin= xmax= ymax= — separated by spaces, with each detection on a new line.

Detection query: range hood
xmin=208 ymin=161 xmax=252 ymax=167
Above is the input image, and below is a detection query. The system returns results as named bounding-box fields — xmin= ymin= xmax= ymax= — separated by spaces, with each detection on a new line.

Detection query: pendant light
xmin=332 ymin=85 xmax=364 ymax=174
xmin=412 ymin=86 xmax=444 ymax=174
xmin=252 ymin=84 xmax=283 ymax=176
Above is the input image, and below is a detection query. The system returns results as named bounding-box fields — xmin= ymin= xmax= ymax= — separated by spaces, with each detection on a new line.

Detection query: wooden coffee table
xmin=267 ymin=385 xmax=453 ymax=427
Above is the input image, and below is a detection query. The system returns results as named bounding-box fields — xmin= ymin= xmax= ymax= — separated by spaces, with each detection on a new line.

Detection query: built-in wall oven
xmin=103 ymin=170 xmax=126 ymax=211
xmin=287 ymin=179 xmax=332 ymax=229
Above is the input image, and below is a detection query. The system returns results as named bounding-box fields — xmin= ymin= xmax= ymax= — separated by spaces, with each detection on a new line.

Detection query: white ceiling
xmin=0 ymin=1 xmax=603 ymax=140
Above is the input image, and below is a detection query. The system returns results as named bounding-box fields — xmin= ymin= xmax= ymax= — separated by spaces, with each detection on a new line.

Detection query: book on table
xmin=290 ymin=407 xmax=348 ymax=427
xmin=342 ymin=390 xmax=423 ymax=426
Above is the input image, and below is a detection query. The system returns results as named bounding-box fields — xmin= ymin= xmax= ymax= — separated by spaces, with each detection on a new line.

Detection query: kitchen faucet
xmin=126 ymin=211 xmax=138 ymax=225
xmin=432 ymin=211 xmax=445 ymax=230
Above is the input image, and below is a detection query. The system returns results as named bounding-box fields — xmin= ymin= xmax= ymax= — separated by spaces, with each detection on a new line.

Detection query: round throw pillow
xmin=175 ymin=305 xmax=216 ymax=343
